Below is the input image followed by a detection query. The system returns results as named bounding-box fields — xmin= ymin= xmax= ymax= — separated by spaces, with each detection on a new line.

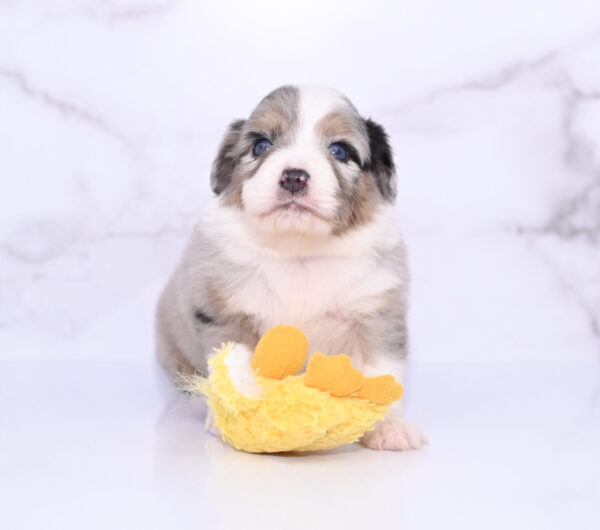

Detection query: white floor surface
xmin=1 ymin=360 xmax=598 ymax=530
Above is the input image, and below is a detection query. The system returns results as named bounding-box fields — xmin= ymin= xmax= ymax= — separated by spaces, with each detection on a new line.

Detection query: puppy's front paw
xmin=361 ymin=419 xmax=428 ymax=451
xmin=204 ymin=410 xmax=220 ymax=437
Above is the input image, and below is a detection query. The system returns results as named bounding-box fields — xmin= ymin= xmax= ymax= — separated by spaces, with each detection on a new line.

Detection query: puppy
xmin=155 ymin=85 xmax=427 ymax=451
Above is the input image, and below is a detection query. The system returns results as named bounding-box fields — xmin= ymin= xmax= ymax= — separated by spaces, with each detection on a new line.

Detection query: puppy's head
xmin=211 ymin=85 xmax=395 ymax=236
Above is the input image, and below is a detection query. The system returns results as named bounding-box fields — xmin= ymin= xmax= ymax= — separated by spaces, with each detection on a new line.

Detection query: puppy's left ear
xmin=364 ymin=118 xmax=396 ymax=201
xmin=210 ymin=119 xmax=246 ymax=195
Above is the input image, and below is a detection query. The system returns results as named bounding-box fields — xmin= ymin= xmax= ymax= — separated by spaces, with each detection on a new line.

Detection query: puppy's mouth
xmin=261 ymin=200 xmax=328 ymax=221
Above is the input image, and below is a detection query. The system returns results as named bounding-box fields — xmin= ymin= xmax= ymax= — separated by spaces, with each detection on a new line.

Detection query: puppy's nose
xmin=280 ymin=169 xmax=309 ymax=194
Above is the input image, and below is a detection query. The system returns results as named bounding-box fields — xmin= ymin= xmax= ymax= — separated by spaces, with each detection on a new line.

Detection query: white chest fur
xmin=238 ymin=253 xmax=396 ymax=321
xmin=235 ymin=254 xmax=401 ymax=360
xmin=206 ymin=203 xmax=405 ymax=360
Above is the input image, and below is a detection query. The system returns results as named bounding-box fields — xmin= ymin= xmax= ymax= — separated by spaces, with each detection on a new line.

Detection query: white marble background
xmin=2 ymin=3 xmax=600 ymax=530
xmin=1 ymin=0 xmax=599 ymax=364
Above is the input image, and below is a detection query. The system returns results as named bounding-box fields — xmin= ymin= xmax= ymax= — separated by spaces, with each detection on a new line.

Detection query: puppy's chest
xmin=227 ymin=256 xmax=397 ymax=328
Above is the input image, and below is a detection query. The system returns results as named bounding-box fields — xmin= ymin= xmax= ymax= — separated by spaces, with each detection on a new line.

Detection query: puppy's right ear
xmin=210 ymin=119 xmax=246 ymax=195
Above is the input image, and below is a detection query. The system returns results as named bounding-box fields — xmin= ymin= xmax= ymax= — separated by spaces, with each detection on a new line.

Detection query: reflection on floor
xmin=1 ymin=361 xmax=598 ymax=530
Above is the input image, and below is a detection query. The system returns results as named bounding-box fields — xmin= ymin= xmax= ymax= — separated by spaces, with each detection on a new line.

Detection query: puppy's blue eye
xmin=329 ymin=142 xmax=348 ymax=161
xmin=253 ymin=138 xmax=272 ymax=157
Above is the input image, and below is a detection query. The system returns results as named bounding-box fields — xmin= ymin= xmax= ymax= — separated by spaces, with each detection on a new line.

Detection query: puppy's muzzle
xmin=280 ymin=169 xmax=309 ymax=194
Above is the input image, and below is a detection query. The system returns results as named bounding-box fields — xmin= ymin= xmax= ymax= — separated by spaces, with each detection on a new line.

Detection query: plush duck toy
xmin=186 ymin=325 xmax=403 ymax=453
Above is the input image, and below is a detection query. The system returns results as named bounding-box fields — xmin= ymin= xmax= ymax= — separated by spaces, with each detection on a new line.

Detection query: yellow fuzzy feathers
xmin=187 ymin=326 xmax=403 ymax=453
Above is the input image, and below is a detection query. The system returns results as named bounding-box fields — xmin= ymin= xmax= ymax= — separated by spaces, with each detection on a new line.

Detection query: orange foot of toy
xmin=304 ymin=353 xmax=366 ymax=397
xmin=356 ymin=375 xmax=403 ymax=405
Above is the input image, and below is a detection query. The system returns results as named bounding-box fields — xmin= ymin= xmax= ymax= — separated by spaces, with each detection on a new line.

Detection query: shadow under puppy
xmin=155 ymin=85 xmax=427 ymax=451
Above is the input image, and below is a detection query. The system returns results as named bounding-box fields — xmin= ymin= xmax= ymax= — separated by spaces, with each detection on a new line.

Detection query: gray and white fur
xmin=155 ymin=85 xmax=426 ymax=450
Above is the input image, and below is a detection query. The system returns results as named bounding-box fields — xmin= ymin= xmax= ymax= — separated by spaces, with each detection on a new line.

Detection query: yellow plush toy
xmin=186 ymin=325 xmax=403 ymax=453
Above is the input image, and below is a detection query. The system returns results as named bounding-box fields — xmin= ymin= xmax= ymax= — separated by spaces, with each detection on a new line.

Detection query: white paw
xmin=204 ymin=410 xmax=221 ymax=437
xmin=361 ymin=419 xmax=428 ymax=451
